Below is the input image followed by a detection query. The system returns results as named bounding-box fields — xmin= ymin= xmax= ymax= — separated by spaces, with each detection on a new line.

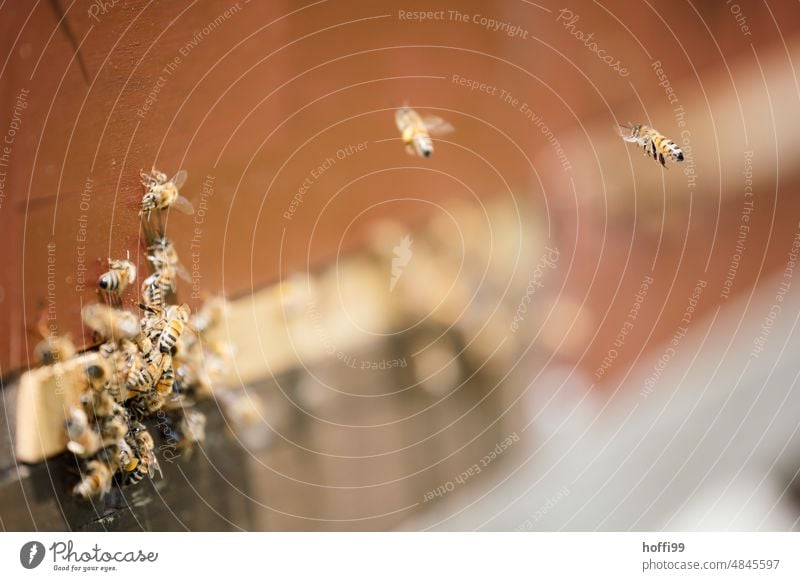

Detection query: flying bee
xmin=615 ymin=123 xmax=684 ymax=168
xmin=31 ymin=314 xmax=77 ymax=366
xmin=82 ymin=304 xmax=141 ymax=343
xmin=158 ymin=304 xmax=191 ymax=353
xmin=98 ymin=256 xmax=137 ymax=295
xmin=395 ymin=106 xmax=454 ymax=158
xmin=73 ymin=459 xmax=113 ymax=499
xmin=191 ymin=295 xmax=227 ymax=335
xmin=140 ymin=168 xmax=194 ymax=216
xmin=65 ymin=407 xmax=103 ymax=457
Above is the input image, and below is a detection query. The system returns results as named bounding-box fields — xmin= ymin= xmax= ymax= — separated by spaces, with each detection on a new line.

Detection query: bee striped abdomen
xmin=159 ymin=320 xmax=183 ymax=353
xmin=99 ymin=271 xmax=120 ymax=291
xmin=156 ymin=360 xmax=174 ymax=394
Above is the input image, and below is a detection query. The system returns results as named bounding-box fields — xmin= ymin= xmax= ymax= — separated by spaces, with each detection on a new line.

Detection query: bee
xmin=84 ymin=354 xmax=112 ymax=391
xmin=615 ymin=123 xmax=684 ymax=167
xmin=395 ymin=106 xmax=454 ymax=158
xmin=98 ymin=257 xmax=137 ymax=295
xmin=73 ymin=459 xmax=113 ymax=499
xmin=158 ymin=304 xmax=191 ymax=353
xmin=98 ymin=437 xmax=135 ymax=475
xmin=155 ymin=354 xmax=174 ymax=395
xmin=148 ymin=237 xmax=191 ymax=282
xmin=125 ymin=425 xmax=162 ymax=484
xmin=176 ymin=408 xmax=206 ymax=455
xmin=82 ymin=304 xmax=141 ymax=343
xmin=32 ymin=315 xmax=77 ymax=366
xmin=141 ymin=273 xmax=166 ymax=309
xmin=126 ymin=351 xmax=163 ymax=394
xmin=33 ymin=335 xmax=77 ymax=366
xmin=100 ymin=407 xmax=129 ymax=443
xmin=65 ymin=407 xmax=103 ymax=457
xmin=191 ymin=295 xmax=227 ymax=335
xmin=80 ymin=388 xmax=119 ymax=425
xmin=140 ymin=168 xmax=194 ymax=216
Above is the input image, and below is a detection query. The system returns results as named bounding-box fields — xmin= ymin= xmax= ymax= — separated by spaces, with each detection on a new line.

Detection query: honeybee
xmin=148 ymin=237 xmax=191 ymax=282
xmin=615 ymin=123 xmax=684 ymax=167
xmin=84 ymin=354 xmax=112 ymax=391
xmin=125 ymin=352 xmax=157 ymax=394
xmin=99 ymin=437 xmax=135 ymax=475
xmin=395 ymin=106 xmax=454 ymax=158
xmin=101 ymin=407 xmax=129 ymax=441
xmin=73 ymin=459 xmax=113 ymax=499
xmin=79 ymin=388 xmax=109 ymax=419
xmin=98 ymin=257 xmax=137 ymax=294
xmin=65 ymin=407 xmax=103 ymax=457
xmin=141 ymin=273 xmax=166 ymax=309
xmin=82 ymin=304 xmax=141 ymax=342
xmin=158 ymin=304 xmax=191 ymax=353
xmin=125 ymin=425 xmax=162 ymax=484
xmin=191 ymin=295 xmax=227 ymax=335
xmin=176 ymin=408 xmax=206 ymax=455
xmin=32 ymin=316 xmax=77 ymax=366
xmin=140 ymin=168 xmax=194 ymax=216
xmin=155 ymin=354 xmax=174 ymax=395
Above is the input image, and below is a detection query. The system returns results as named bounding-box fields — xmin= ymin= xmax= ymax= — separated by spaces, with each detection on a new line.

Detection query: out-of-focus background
xmin=1 ymin=0 xmax=800 ymax=531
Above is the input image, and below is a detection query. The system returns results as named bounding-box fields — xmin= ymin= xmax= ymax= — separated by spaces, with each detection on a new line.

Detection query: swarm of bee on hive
xmin=34 ymin=168 xmax=233 ymax=499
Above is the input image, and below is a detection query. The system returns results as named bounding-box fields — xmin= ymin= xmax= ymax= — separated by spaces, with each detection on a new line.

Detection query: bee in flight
xmin=395 ymin=106 xmax=454 ymax=158
xmin=615 ymin=123 xmax=684 ymax=168
xmin=140 ymin=168 xmax=194 ymax=217
xmin=73 ymin=459 xmax=113 ymax=499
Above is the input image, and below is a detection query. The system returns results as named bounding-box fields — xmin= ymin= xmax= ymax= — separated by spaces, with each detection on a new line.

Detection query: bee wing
xmin=174 ymin=262 xmax=193 ymax=283
xmin=171 ymin=169 xmax=188 ymax=189
xmin=614 ymin=124 xmax=639 ymax=143
xmin=422 ymin=116 xmax=454 ymax=136
xmin=170 ymin=195 xmax=195 ymax=215
xmin=151 ymin=455 xmax=163 ymax=479
xmin=394 ymin=108 xmax=407 ymax=131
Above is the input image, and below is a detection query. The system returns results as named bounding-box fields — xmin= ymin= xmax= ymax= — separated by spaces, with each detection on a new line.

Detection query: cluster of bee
xmin=35 ymin=168 xmax=231 ymax=499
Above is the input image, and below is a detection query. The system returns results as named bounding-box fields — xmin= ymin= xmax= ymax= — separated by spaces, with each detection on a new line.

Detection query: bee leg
xmin=659 ymin=152 xmax=667 ymax=168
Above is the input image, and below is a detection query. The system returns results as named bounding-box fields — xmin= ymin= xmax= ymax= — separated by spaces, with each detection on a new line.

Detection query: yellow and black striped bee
xmin=140 ymin=168 xmax=194 ymax=216
xmin=141 ymin=272 xmax=166 ymax=309
xmin=125 ymin=352 xmax=157 ymax=394
xmin=395 ymin=106 xmax=454 ymax=158
xmin=615 ymin=123 xmax=684 ymax=168
xmin=125 ymin=424 xmax=162 ymax=484
xmin=98 ymin=257 xmax=137 ymax=294
xmin=158 ymin=304 xmax=191 ymax=354
xmin=155 ymin=354 xmax=174 ymax=395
